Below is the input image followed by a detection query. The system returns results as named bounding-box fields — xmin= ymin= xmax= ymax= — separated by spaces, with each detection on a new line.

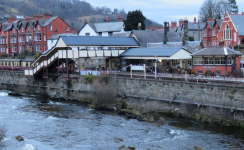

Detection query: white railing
xmin=24 ymin=50 xmax=79 ymax=76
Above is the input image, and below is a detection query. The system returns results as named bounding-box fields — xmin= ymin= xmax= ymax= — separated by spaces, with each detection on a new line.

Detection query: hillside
xmin=0 ymin=0 xmax=162 ymax=31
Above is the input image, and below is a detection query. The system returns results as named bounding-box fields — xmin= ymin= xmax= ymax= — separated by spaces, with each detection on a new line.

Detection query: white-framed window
xmin=38 ymin=34 xmax=41 ymax=41
xmin=22 ymin=27 xmax=24 ymax=32
xmin=49 ymin=24 xmax=52 ymax=31
xmin=171 ymin=60 xmax=179 ymax=68
xmin=0 ymin=38 xmax=2 ymax=44
xmin=85 ymin=33 xmax=90 ymax=36
xmin=38 ymin=25 xmax=40 ymax=30
xmin=204 ymin=31 xmax=207 ymax=37
xmin=12 ymin=47 xmax=16 ymax=52
xmin=13 ymin=29 xmax=15 ymax=34
xmin=19 ymin=46 xmax=22 ymax=54
xmin=212 ymin=29 xmax=216 ymax=36
xmin=2 ymin=38 xmax=4 ymax=44
xmin=223 ymin=24 xmax=231 ymax=40
xmin=187 ymin=60 xmax=192 ymax=68
xmin=212 ymin=40 xmax=216 ymax=46
xmin=66 ymin=26 xmax=69 ymax=32
xmin=10 ymin=37 xmax=13 ymax=43
xmin=227 ymin=57 xmax=234 ymax=64
xmin=44 ymin=35 xmax=46 ymax=41
xmin=14 ymin=37 xmax=16 ymax=43
xmin=28 ymin=26 xmax=30 ymax=31
xmin=26 ymin=36 xmax=28 ymax=42
xmin=1 ymin=30 xmax=3 ymax=35
xmin=193 ymin=57 xmax=203 ymax=65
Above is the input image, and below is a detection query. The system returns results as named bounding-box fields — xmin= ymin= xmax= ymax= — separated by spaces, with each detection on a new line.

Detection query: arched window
xmin=223 ymin=24 xmax=231 ymax=40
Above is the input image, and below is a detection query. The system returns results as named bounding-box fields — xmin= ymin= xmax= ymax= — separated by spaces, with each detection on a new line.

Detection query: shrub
xmin=191 ymin=70 xmax=195 ymax=74
xmin=84 ymin=75 xmax=96 ymax=84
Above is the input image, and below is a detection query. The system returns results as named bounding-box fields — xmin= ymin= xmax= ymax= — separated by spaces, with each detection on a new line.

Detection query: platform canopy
xmin=120 ymin=47 xmax=192 ymax=60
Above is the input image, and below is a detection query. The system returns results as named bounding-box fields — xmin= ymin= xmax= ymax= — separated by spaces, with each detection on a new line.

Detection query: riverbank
xmin=1 ymin=71 xmax=244 ymax=128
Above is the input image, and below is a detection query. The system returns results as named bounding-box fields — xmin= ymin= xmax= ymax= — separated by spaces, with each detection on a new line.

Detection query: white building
xmin=78 ymin=15 xmax=125 ymax=37
xmin=47 ymin=33 xmax=77 ymax=50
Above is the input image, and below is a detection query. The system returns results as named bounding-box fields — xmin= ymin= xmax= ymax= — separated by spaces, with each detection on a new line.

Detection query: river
xmin=0 ymin=90 xmax=244 ymax=150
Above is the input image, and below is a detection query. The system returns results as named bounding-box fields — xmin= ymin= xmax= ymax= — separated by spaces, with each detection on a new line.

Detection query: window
xmin=171 ymin=60 xmax=179 ymax=68
xmin=187 ymin=60 xmax=192 ymax=68
xmin=208 ymin=41 xmax=211 ymax=46
xmin=204 ymin=41 xmax=207 ymax=47
xmin=39 ymin=34 xmax=41 ymax=41
xmin=212 ymin=29 xmax=216 ymax=36
xmin=2 ymin=38 xmax=4 ymax=44
xmin=85 ymin=33 xmax=90 ymax=36
xmin=227 ymin=57 xmax=234 ymax=64
xmin=12 ymin=47 xmax=16 ymax=52
xmin=0 ymin=38 xmax=2 ymax=44
xmin=14 ymin=37 xmax=16 ymax=43
xmin=66 ymin=26 xmax=69 ymax=32
xmin=49 ymin=24 xmax=52 ymax=31
xmin=44 ymin=35 xmax=46 ymax=41
xmin=109 ymin=32 xmax=113 ymax=36
xmin=223 ymin=24 xmax=231 ymax=40
xmin=198 ymin=70 xmax=203 ymax=75
xmin=22 ymin=27 xmax=24 ymax=32
xmin=208 ymin=30 xmax=210 ymax=37
xmin=38 ymin=25 xmax=40 ymax=30
xmin=1 ymin=30 xmax=3 ymax=35
xmin=204 ymin=31 xmax=207 ymax=37
xmin=28 ymin=26 xmax=30 ymax=32
xmin=99 ymin=33 xmax=102 ymax=36
xmin=193 ymin=57 xmax=203 ymax=65
xmin=212 ymin=40 xmax=216 ymax=46
xmin=13 ymin=29 xmax=15 ymax=34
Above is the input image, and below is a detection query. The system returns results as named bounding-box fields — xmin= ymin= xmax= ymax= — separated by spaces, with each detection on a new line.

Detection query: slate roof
xmin=216 ymin=19 xmax=223 ymax=28
xmin=94 ymin=22 xmax=124 ymax=32
xmin=120 ymin=47 xmax=182 ymax=57
xmin=229 ymin=14 xmax=244 ymax=35
xmin=207 ymin=21 xmax=215 ymax=29
xmin=147 ymin=41 xmax=202 ymax=54
xmin=78 ymin=23 xmax=96 ymax=33
xmin=188 ymin=22 xmax=206 ymax=30
xmin=112 ymin=31 xmax=131 ymax=37
xmin=48 ymin=33 xmax=77 ymax=40
xmin=191 ymin=46 xmax=242 ymax=56
xmin=131 ymin=30 xmax=182 ymax=48
xmin=60 ymin=36 xmax=139 ymax=46
xmin=42 ymin=16 xmax=58 ymax=27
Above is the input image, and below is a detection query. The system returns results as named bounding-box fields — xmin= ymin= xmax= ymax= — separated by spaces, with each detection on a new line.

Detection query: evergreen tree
xmin=124 ymin=10 xmax=146 ymax=31
xmin=228 ymin=0 xmax=238 ymax=14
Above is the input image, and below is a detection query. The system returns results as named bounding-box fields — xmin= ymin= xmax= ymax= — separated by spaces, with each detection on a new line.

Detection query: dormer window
xmin=66 ymin=26 xmax=69 ymax=32
xmin=38 ymin=25 xmax=40 ymax=30
xmin=28 ymin=26 xmax=30 ymax=32
xmin=13 ymin=29 xmax=15 ymax=34
xmin=22 ymin=27 xmax=23 ymax=32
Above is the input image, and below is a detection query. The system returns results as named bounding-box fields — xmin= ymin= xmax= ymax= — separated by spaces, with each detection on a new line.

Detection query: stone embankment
xmin=1 ymin=70 xmax=244 ymax=127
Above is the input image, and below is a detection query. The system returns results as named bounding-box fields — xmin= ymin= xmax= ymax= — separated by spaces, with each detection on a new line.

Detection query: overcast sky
xmin=85 ymin=0 xmax=244 ymax=25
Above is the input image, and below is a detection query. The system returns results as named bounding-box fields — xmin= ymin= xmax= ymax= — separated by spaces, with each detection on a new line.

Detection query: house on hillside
xmin=0 ymin=13 xmax=74 ymax=54
xmin=78 ymin=15 xmax=125 ymax=36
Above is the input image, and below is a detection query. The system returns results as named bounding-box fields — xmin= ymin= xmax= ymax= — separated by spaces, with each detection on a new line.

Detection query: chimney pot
xmin=242 ymin=12 xmax=244 ymax=15
xmin=104 ymin=16 xmax=109 ymax=22
xmin=118 ymin=14 xmax=123 ymax=22
xmin=138 ymin=23 xmax=142 ymax=30
xmin=194 ymin=17 xmax=196 ymax=24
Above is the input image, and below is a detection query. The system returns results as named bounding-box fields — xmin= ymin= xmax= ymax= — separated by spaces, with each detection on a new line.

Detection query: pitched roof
xmin=216 ymin=19 xmax=223 ymax=28
xmin=78 ymin=22 xmax=96 ymax=33
xmin=112 ymin=31 xmax=131 ymax=37
xmin=94 ymin=22 xmax=124 ymax=32
xmin=188 ymin=22 xmax=206 ymax=30
xmin=120 ymin=47 xmax=182 ymax=57
xmin=60 ymin=36 xmax=139 ymax=46
xmin=191 ymin=46 xmax=242 ymax=56
xmin=131 ymin=30 xmax=182 ymax=48
xmin=48 ymin=33 xmax=77 ymax=40
xmin=207 ymin=21 xmax=215 ymax=29
xmin=229 ymin=14 xmax=244 ymax=35
xmin=147 ymin=41 xmax=202 ymax=54
xmin=42 ymin=16 xmax=58 ymax=27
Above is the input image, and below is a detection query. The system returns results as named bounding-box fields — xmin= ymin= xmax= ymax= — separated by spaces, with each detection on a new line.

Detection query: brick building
xmin=192 ymin=43 xmax=242 ymax=76
xmin=0 ymin=13 xmax=73 ymax=55
xmin=217 ymin=12 xmax=244 ymax=48
xmin=203 ymin=18 xmax=223 ymax=47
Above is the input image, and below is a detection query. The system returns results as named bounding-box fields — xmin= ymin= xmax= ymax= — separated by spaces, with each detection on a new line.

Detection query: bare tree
xmin=0 ymin=126 xmax=6 ymax=148
xmin=199 ymin=0 xmax=231 ymax=22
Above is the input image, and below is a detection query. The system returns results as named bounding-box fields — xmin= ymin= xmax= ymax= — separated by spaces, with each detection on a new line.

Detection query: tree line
xmin=199 ymin=0 xmax=239 ymax=22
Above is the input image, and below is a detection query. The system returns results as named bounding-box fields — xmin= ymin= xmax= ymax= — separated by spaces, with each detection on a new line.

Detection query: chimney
xmin=25 ymin=16 xmax=34 ymax=22
xmin=160 ymin=25 xmax=163 ymax=30
xmin=163 ymin=19 xmax=169 ymax=45
xmin=179 ymin=19 xmax=183 ymax=27
xmin=34 ymin=14 xmax=43 ymax=21
xmin=84 ymin=19 xmax=87 ymax=25
xmin=194 ymin=17 xmax=196 ymax=24
xmin=44 ymin=13 xmax=53 ymax=20
xmin=171 ymin=21 xmax=177 ymax=29
xmin=155 ymin=26 xmax=158 ymax=31
xmin=150 ymin=25 xmax=154 ymax=31
xmin=242 ymin=12 xmax=244 ymax=15
xmin=145 ymin=26 xmax=148 ymax=30
xmin=8 ymin=17 xmax=15 ymax=23
xmin=104 ymin=16 xmax=109 ymax=22
xmin=118 ymin=14 xmax=123 ymax=22
xmin=182 ymin=17 xmax=189 ymax=46
xmin=137 ymin=23 xmax=142 ymax=30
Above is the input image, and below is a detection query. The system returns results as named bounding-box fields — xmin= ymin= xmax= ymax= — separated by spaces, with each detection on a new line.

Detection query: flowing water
xmin=0 ymin=90 xmax=244 ymax=150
